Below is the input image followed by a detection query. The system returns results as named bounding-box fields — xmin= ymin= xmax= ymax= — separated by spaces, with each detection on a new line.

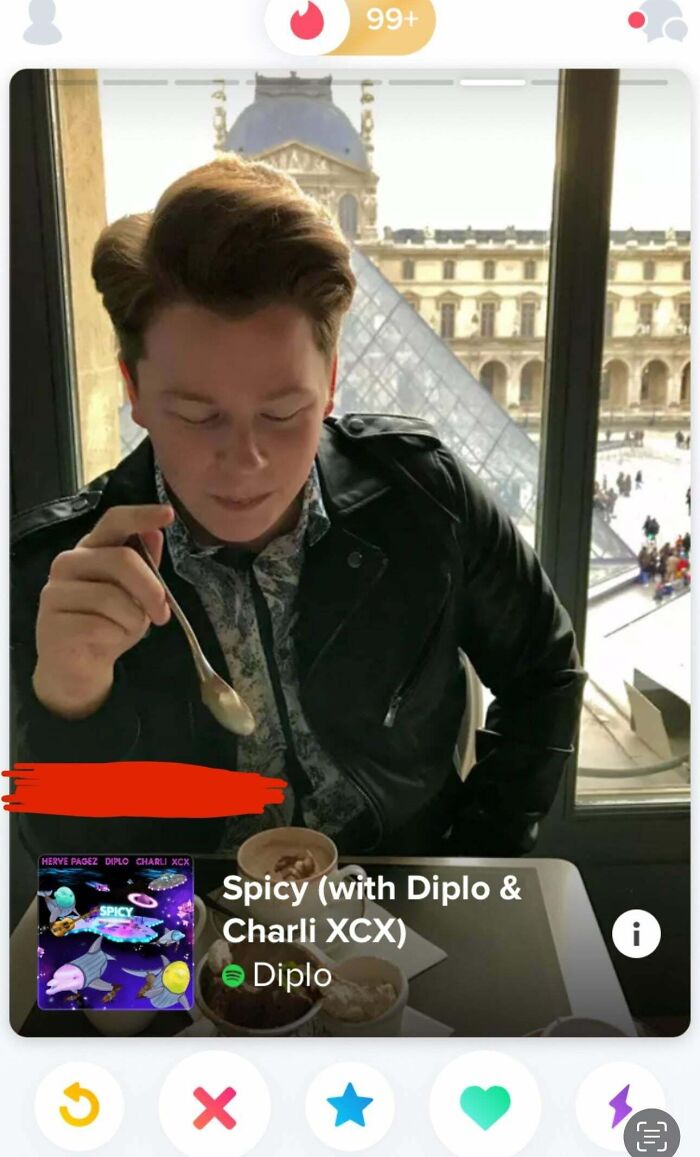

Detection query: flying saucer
xmin=148 ymin=872 xmax=187 ymax=892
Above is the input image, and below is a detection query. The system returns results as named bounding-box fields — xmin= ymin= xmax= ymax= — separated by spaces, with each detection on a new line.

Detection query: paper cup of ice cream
xmin=237 ymin=827 xmax=367 ymax=928
xmin=196 ymin=939 xmax=324 ymax=1037
xmin=320 ymin=956 xmax=408 ymax=1037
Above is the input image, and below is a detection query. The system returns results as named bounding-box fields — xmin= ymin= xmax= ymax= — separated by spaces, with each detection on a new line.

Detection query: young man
xmin=12 ymin=157 xmax=586 ymax=858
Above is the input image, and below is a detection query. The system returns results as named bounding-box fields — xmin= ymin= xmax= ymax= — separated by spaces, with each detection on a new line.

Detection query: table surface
xmin=11 ymin=857 xmax=635 ymax=1038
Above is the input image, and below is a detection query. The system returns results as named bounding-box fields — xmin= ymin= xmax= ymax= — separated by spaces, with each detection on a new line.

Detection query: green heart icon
xmin=460 ymin=1085 xmax=511 ymax=1130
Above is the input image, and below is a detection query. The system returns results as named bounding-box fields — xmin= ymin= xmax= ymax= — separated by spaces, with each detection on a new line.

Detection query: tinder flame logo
xmin=265 ymin=0 xmax=350 ymax=55
xmin=290 ymin=1 xmax=325 ymax=39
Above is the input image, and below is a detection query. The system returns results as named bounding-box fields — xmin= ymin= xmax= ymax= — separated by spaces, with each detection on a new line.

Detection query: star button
xmin=327 ymin=1082 xmax=374 ymax=1127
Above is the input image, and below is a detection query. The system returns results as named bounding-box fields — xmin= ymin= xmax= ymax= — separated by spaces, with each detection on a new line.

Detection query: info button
xmin=612 ymin=910 xmax=661 ymax=960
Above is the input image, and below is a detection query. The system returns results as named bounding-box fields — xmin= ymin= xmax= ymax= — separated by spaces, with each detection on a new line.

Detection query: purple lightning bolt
xmin=609 ymin=1085 xmax=633 ymax=1129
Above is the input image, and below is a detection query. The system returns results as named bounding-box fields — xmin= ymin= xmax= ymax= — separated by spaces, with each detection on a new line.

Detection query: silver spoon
xmin=127 ymin=534 xmax=256 ymax=736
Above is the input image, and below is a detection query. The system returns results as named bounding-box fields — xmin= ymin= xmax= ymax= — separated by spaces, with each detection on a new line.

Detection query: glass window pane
xmin=58 ymin=69 xmax=560 ymax=552
xmin=577 ymin=71 xmax=691 ymax=807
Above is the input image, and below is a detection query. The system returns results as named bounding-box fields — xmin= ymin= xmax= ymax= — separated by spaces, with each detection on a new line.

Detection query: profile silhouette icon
xmin=24 ymin=0 xmax=62 ymax=44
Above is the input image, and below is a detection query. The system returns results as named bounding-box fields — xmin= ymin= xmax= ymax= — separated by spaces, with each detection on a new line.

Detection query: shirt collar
xmin=154 ymin=461 xmax=330 ymax=569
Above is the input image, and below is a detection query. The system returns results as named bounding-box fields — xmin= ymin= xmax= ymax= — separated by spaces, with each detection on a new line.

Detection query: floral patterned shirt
xmin=155 ymin=463 xmax=366 ymax=850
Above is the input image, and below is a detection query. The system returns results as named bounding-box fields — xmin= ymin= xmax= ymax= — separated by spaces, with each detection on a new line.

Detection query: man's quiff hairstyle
xmin=91 ymin=156 xmax=357 ymax=375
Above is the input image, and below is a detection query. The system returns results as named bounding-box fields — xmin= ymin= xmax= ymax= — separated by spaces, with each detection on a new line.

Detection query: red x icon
xmin=192 ymin=1086 xmax=237 ymax=1131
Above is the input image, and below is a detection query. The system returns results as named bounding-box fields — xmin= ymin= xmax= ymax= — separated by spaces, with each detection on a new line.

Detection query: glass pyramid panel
xmin=338 ymin=249 xmax=637 ymax=587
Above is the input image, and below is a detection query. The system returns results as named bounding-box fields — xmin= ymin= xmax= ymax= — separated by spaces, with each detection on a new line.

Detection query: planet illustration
xmin=128 ymin=892 xmax=159 ymax=909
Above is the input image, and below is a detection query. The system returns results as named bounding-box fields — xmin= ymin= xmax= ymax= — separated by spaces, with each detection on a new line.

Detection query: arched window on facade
xmin=338 ymin=193 xmax=358 ymax=239
xmin=523 ymin=259 xmax=536 ymax=281
xmin=480 ymin=301 xmax=496 ymax=337
xmin=682 ymin=258 xmax=691 ymax=281
xmin=643 ymin=259 xmax=656 ymax=281
xmin=402 ymin=257 xmax=415 ymax=280
xmin=641 ymin=360 xmax=669 ymax=407
xmin=440 ymin=302 xmax=456 ymax=340
xmin=483 ymin=259 xmax=496 ymax=281
xmin=443 ymin=259 xmax=456 ymax=280
xmin=678 ymin=301 xmax=690 ymax=331
xmin=520 ymin=301 xmax=536 ymax=338
xmin=638 ymin=301 xmax=655 ymax=334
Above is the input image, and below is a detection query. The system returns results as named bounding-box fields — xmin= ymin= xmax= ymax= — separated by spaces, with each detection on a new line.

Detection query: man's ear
xmin=324 ymin=353 xmax=338 ymax=417
xmin=119 ymin=359 xmax=145 ymax=427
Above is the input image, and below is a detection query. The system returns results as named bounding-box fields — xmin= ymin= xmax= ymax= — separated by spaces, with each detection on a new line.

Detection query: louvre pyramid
xmin=337 ymin=248 xmax=637 ymax=586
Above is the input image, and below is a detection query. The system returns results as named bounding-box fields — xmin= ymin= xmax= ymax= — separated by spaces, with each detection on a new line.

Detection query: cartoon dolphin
xmin=156 ymin=928 xmax=186 ymax=947
xmin=45 ymin=936 xmax=120 ymax=1001
xmin=122 ymin=956 xmax=191 ymax=1009
xmin=38 ymin=888 xmax=79 ymax=924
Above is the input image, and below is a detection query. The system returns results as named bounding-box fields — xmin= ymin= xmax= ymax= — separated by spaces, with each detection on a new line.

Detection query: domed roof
xmin=226 ymin=73 xmax=369 ymax=171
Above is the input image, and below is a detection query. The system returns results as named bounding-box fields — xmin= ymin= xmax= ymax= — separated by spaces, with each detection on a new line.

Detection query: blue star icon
xmin=327 ymin=1082 xmax=374 ymax=1127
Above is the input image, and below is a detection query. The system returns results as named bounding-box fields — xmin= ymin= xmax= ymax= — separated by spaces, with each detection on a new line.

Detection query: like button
xmin=460 ymin=1085 xmax=512 ymax=1130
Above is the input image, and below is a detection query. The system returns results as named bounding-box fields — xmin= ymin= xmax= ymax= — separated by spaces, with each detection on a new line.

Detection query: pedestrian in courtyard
xmin=625 ymin=474 xmax=632 ymax=497
xmin=635 ymin=470 xmax=643 ymax=489
xmin=683 ymin=531 xmax=691 ymax=554
xmin=686 ymin=487 xmax=691 ymax=515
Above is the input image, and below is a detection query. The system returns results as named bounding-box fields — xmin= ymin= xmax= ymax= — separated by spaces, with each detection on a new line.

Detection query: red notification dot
xmin=628 ymin=10 xmax=646 ymax=29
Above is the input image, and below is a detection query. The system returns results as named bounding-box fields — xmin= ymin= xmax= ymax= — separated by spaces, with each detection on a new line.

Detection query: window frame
xmin=534 ymin=69 xmax=689 ymax=863
xmin=439 ymin=300 xmax=456 ymax=339
xmin=520 ymin=299 xmax=537 ymax=338
xmin=479 ymin=299 xmax=496 ymax=337
xmin=10 ymin=71 xmax=80 ymax=515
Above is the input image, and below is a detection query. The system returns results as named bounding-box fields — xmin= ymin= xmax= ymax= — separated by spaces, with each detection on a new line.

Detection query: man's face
xmin=131 ymin=301 xmax=335 ymax=547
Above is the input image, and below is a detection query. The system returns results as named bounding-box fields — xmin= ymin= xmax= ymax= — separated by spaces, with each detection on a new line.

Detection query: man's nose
xmin=214 ymin=425 xmax=266 ymax=470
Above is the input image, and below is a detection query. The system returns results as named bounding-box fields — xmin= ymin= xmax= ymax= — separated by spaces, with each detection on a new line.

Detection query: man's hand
xmin=32 ymin=504 xmax=175 ymax=719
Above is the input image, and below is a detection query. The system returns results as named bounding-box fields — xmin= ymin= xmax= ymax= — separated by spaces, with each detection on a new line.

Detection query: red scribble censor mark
xmin=2 ymin=762 xmax=286 ymax=818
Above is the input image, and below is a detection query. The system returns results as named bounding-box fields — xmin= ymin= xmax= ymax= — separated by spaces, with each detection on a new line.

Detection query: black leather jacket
xmin=11 ymin=414 xmax=586 ymax=857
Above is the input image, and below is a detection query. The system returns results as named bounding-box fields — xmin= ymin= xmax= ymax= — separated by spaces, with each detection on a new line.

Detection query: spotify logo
xmin=221 ymin=963 xmax=246 ymax=988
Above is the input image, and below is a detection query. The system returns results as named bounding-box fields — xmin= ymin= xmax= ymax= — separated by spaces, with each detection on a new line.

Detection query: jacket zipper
xmin=383 ymin=573 xmax=452 ymax=728
xmin=250 ymin=569 xmax=384 ymax=846
xmin=248 ymin=567 xmax=313 ymax=807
